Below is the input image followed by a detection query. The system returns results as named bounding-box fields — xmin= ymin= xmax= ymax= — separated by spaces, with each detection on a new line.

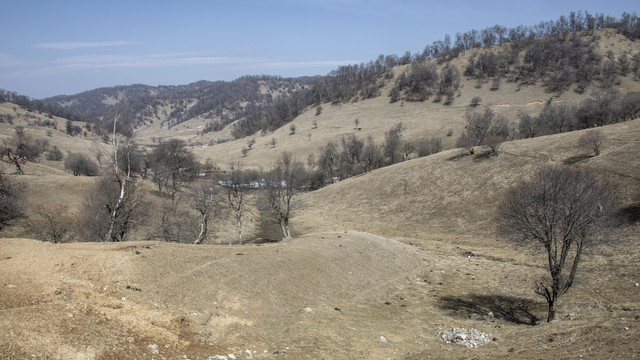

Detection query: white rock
xmin=228 ymin=354 xmax=236 ymax=359
xmin=379 ymin=335 xmax=387 ymax=343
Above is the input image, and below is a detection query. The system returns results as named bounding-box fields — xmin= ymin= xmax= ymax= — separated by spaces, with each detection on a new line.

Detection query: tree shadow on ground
xmin=437 ymin=294 xmax=543 ymax=325
xmin=620 ymin=204 xmax=640 ymax=224
xmin=563 ymin=154 xmax=594 ymax=164
xmin=472 ymin=150 xmax=497 ymax=161
xmin=447 ymin=152 xmax=471 ymax=162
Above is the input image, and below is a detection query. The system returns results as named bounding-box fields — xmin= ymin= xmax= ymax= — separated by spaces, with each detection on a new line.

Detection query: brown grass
xmin=1 ymin=28 xmax=640 ymax=359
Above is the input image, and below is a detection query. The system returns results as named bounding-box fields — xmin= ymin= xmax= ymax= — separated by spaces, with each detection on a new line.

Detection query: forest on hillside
xmin=3 ymin=11 xmax=640 ymax=139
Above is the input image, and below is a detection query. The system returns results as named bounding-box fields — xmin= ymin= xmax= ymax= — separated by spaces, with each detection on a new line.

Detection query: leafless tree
xmin=150 ymin=139 xmax=198 ymax=192
xmin=3 ymin=127 xmax=43 ymax=174
xmin=499 ymin=165 xmax=619 ymax=322
xmin=401 ymin=141 xmax=415 ymax=161
xmin=383 ymin=122 xmax=405 ymax=165
xmin=465 ymin=106 xmax=494 ymax=146
xmin=361 ymin=136 xmax=383 ymax=172
xmin=578 ymin=129 xmax=605 ymax=156
xmin=188 ymin=181 xmax=222 ymax=245
xmin=318 ymin=141 xmax=339 ymax=183
xmin=223 ymin=163 xmax=252 ymax=244
xmin=81 ymin=108 xmax=148 ymax=242
xmin=27 ymin=205 xmax=76 ymax=243
xmin=0 ymin=172 xmax=25 ymax=229
xmin=64 ymin=153 xmax=99 ymax=176
xmin=263 ymin=152 xmax=305 ymax=238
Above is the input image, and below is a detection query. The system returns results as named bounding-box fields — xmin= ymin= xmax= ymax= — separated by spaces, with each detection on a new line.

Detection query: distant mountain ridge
xmin=40 ymin=76 xmax=317 ymax=130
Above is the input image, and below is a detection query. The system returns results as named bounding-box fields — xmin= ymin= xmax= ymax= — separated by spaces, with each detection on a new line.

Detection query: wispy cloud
xmin=264 ymin=60 xmax=361 ymax=69
xmin=0 ymin=52 xmax=24 ymax=67
xmin=35 ymin=41 xmax=134 ymax=50
xmin=44 ymin=53 xmax=359 ymax=71
xmin=50 ymin=53 xmax=260 ymax=70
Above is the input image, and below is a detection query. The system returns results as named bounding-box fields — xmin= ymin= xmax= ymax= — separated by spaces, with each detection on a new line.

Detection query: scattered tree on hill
xmin=3 ymin=127 xmax=44 ymax=174
xmin=155 ymin=196 xmax=199 ymax=243
xmin=64 ymin=153 xmax=99 ymax=176
xmin=81 ymin=108 xmax=148 ymax=242
xmin=361 ymin=136 xmax=383 ymax=172
xmin=263 ymin=152 xmax=305 ymax=238
xmin=318 ymin=141 xmax=339 ymax=183
xmin=223 ymin=163 xmax=253 ymax=244
xmin=46 ymin=146 xmax=64 ymax=161
xmin=383 ymin=122 xmax=405 ymax=165
xmin=499 ymin=166 xmax=619 ymax=322
xmin=416 ymin=137 xmax=443 ymax=157
xmin=188 ymin=181 xmax=222 ymax=245
xmin=26 ymin=205 xmax=76 ymax=243
xmin=578 ymin=129 xmax=605 ymax=156
xmin=0 ymin=172 xmax=25 ymax=229
xmin=80 ymin=173 xmax=148 ymax=242
xmin=150 ymin=139 xmax=198 ymax=192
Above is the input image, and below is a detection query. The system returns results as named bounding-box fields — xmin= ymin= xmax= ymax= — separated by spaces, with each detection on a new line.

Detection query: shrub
xmin=64 ymin=153 xmax=99 ymax=176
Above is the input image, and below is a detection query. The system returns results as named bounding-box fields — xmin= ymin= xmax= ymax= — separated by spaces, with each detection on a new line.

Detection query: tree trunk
xmin=9 ymin=154 xmax=23 ymax=175
xmin=237 ymin=218 xmax=243 ymax=245
xmin=546 ymin=296 xmax=557 ymax=322
xmin=194 ymin=213 xmax=208 ymax=245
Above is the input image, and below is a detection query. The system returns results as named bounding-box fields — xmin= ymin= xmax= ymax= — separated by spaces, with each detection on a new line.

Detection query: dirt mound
xmin=0 ymin=232 xmax=425 ymax=358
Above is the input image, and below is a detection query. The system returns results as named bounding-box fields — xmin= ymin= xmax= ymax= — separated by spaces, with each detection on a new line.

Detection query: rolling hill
xmin=1 ymin=25 xmax=640 ymax=359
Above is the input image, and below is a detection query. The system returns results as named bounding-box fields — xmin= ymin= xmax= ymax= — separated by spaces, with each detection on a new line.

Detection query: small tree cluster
xmin=457 ymin=106 xmax=509 ymax=155
xmin=578 ymin=129 xmax=606 ymax=156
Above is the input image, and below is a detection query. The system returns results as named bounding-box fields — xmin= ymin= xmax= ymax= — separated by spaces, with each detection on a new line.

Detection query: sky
xmin=1 ymin=0 xmax=638 ymax=99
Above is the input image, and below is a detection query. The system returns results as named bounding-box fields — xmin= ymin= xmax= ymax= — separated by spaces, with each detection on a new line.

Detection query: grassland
xmin=1 ymin=28 xmax=639 ymax=359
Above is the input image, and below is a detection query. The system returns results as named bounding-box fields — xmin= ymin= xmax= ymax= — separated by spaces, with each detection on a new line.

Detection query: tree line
xmin=16 ymin=11 xmax=636 ymax=140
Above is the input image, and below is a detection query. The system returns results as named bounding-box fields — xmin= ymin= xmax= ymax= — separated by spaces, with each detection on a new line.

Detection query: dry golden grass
xmin=1 ymin=28 xmax=640 ymax=359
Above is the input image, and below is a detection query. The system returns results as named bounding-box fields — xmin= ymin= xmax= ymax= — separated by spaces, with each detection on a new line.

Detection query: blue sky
xmin=0 ymin=0 xmax=637 ymax=98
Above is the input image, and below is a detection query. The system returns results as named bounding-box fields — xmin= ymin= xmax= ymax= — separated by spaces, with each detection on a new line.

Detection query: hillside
xmin=1 ymin=24 xmax=640 ymax=359
xmin=1 ymin=119 xmax=639 ymax=359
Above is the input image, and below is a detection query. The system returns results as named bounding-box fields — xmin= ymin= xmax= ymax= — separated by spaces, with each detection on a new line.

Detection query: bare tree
xmin=361 ymin=136 xmax=383 ymax=172
xmin=0 ymin=172 xmax=25 ymax=229
xmin=188 ymin=181 xmax=222 ymax=245
xmin=26 ymin=205 xmax=76 ymax=243
xmin=318 ymin=141 xmax=339 ymax=183
xmin=150 ymin=139 xmax=198 ymax=192
xmin=383 ymin=122 xmax=405 ymax=165
xmin=578 ymin=129 xmax=605 ymax=156
xmin=3 ymin=127 xmax=43 ymax=174
xmin=264 ymin=152 xmax=305 ymax=238
xmin=64 ymin=153 xmax=99 ymax=176
xmin=499 ymin=165 xmax=619 ymax=322
xmin=81 ymin=108 xmax=148 ymax=242
xmin=223 ymin=163 xmax=252 ymax=244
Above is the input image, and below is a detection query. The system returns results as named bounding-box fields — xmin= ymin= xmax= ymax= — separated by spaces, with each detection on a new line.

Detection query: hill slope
xmin=1 ymin=119 xmax=639 ymax=359
xmin=296 ymin=119 xmax=640 ymax=241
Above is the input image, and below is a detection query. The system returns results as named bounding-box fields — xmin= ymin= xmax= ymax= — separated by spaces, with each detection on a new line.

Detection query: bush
xmin=64 ymin=153 xmax=99 ymax=176
xmin=46 ymin=146 xmax=64 ymax=161
xmin=0 ymin=173 xmax=25 ymax=229
xmin=578 ymin=129 xmax=605 ymax=156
